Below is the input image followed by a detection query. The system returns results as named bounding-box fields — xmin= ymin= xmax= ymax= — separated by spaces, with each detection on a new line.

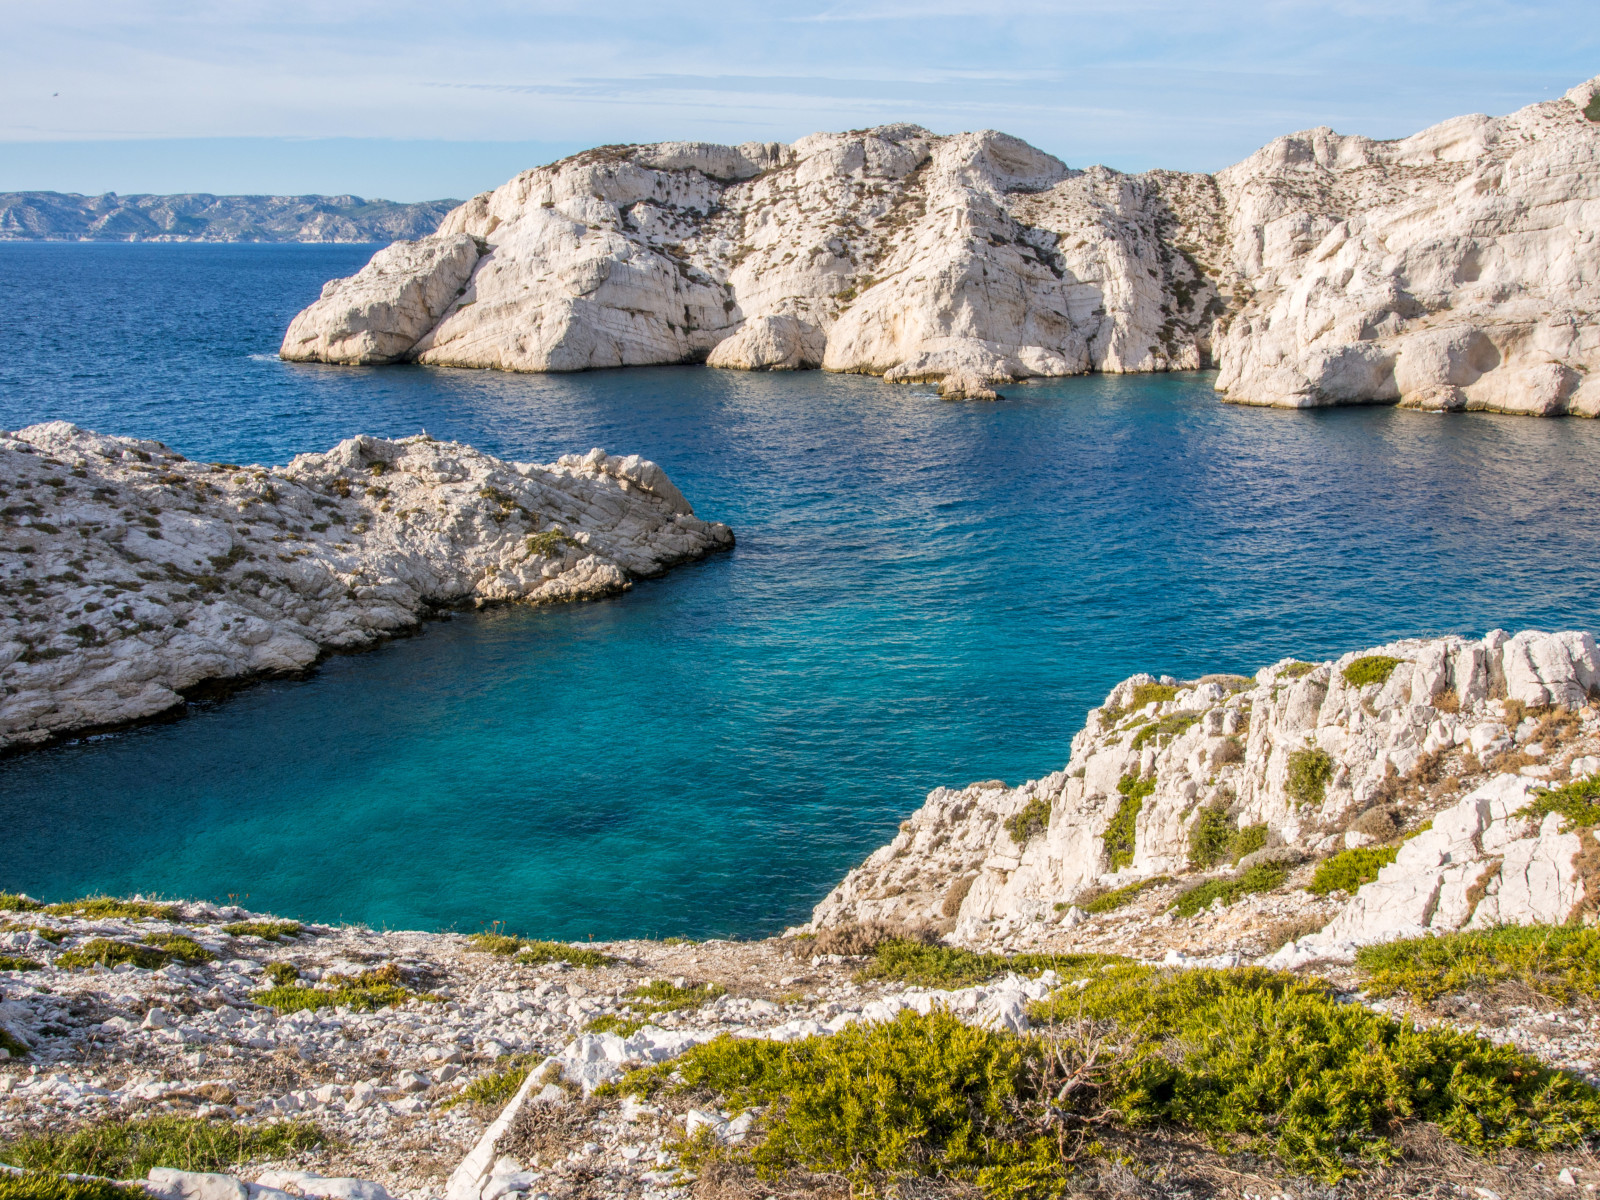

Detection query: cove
xmin=1 ymin=243 xmax=1598 ymax=939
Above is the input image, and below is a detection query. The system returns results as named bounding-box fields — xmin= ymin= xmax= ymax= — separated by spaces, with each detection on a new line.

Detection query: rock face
xmin=0 ymin=423 xmax=731 ymax=751
xmin=0 ymin=192 xmax=455 ymax=243
xmin=282 ymin=79 xmax=1600 ymax=415
xmin=807 ymin=629 xmax=1600 ymax=952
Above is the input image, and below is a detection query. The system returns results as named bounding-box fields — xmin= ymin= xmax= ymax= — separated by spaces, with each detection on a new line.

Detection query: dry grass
xmin=811 ymin=920 xmax=935 ymax=957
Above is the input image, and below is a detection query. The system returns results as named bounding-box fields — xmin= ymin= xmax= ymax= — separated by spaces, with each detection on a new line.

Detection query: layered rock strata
xmin=0 ymin=423 xmax=731 ymax=751
xmin=282 ymin=80 xmax=1600 ymax=416
xmin=808 ymin=629 xmax=1600 ymax=953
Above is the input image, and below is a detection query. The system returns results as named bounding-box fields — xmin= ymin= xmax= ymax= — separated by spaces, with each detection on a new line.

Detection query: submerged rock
xmin=282 ymin=78 xmax=1600 ymax=416
xmin=0 ymin=423 xmax=732 ymax=750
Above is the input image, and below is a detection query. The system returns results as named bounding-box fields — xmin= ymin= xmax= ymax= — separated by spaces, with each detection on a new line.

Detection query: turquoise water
xmin=2 ymin=243 xmax=1599 ymax=938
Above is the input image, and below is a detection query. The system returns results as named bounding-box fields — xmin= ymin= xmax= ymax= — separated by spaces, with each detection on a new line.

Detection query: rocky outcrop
xmin=0 ymin=192 xmax=454 ymax=243
xmin=0 ymin=423 xmax=731 ymax=751
xmin=807 ymin=629 xmax=1600 ymax=953
xmin=282 ymin=78 xmax=1600 ymax=416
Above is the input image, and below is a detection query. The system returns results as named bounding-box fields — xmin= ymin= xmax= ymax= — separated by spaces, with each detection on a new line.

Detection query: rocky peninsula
xmin=0 ymin=423 xmax=732 ymax=752
xmin=6 ymin=629 xmax=1600 ymax=1200
xmin=0 ymin=194 xmax=453 ymax=244
xmin=281 ymin=79 xmax=1600 ymax=417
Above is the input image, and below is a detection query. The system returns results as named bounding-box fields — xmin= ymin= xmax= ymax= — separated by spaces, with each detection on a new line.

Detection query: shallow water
xmin=1 ymin=243 xmax=1598 ymax=938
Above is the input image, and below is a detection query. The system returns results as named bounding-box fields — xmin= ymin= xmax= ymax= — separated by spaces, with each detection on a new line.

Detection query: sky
xmin=0 ymin=1 xmax=1596 ymax=202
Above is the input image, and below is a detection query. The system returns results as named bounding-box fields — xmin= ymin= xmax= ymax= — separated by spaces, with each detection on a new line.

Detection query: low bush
xmin=1188 ymin=807 xmax=1266 ymax=868
xmin=627 ymin=979 xmax=725 ymax=1013
xmin=254 ymin=964 xmax=434 ymax=1014
xmin=0 ymin=895 xmax=42 ymax=913
xmin=1522 ymin=775 xmax=1600 ymax=829
xmin=465 ymin=932 xmax=525 ymax=956
xmin=612 ymin=1010 xmax=1065 ymax=1200
xmin=54 ymin=940 xmax=171 ymax=971
xmin=43 ymin=897 xmax=179 ymax=921
xmin=1002 ymin=797 xmax=1051 ymax=846
xmin=1103 ymin=775 xmax=1153 ymax=871
xmin=441 ymin=1057 xmax=537 ymax=1111
xmin=1342 ymin=656 xmax=1403 ymax=689
xmin=1129 ymin=712 xmax=1198 ymax=751
xmin=525 ymin=529 xmax=578 ymax=559
xmin=0 ymin=1116 xmax=325 ymax=1179
xmin=142 ymin=934 xmax=213 ymax=964
xmin=586 ymin=1014 xmax=647 ymax=1038
xmin=1128 ymin=682 xmax=1178 ymax=709
xmin=1029 ymin=965 xmax=1600 ymax=1180
xmin=1170 ymin=863 xmax=1288 ymax=918
xmin=1308 ymin=846 xmax=1399 ymax=896
xmin=812 ymin=921 xmax=932 ymax=957
xmin=1280 ymin=660 xmax=1316 ymax=679
xmin=1356 ymin=925 xmax=1600 ymax=1002
xmin=0 ymin=1172 xmax=139 ymax=1199
xmin=1286 ymin=746 xmax=1335 ymax=805
xmin=465 ymin=932 xmax=611 ymax=968
xmin=0 ymin=1028 xmax=29 ymax=1057
xmin=0 ymin=955 xmax=42 ymax=971
xmin=222 ymin=921 xmax=302 ymax=942
xmin=1080 ymin=876 xmax=1170 ymax=915
xmin=856 ymin=939 xmax=1124 ymax=989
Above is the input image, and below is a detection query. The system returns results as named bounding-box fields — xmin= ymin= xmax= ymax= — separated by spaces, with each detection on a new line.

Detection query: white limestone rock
xmin=0 ymin=422 xmax=732 ymax=751
xmin=707 ymin=314 xmax=825 ymax=371
xmin=810 ymin=629 xmax=1600 ymax=949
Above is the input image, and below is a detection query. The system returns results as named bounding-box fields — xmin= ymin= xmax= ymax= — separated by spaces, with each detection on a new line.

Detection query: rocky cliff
xmin=807 ymin=629 xmax=1600 ymax=960
xmin=0 ymin=192 xmax=454 ymax=243
xmin=0 ymin=423 xmax=731 ymax=751
xmin=282 ymin=79 xmax=1600 ymax=416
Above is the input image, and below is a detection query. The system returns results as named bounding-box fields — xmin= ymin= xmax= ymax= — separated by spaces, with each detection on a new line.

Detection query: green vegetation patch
xmin=43 ymin=897 xmax=180 ymax=921
xmin=222 ymin=921 xmax=302 ymax=942
xmin=1080 ymin=877 xmax=1171 ymax=915
xmin=1002 ymin=797 xmax=1051 ymax=845
xmin=1280 ymin=660 xmax=1316 ymax=679
xmin=1128 ymin=681 xmax=1178 ymax=710
xmin=441 ymin=1057 xmax=538 ymax=1111
xmin=0 ymin=955 xmax=42 ymax=971
xmin=1356 ymin=925 xmax=1600 ymax=1003
xmin=1103 ymin=774 xmax=1153 ymax=871
xmin=1521 ymin=775 xmax=1600 ymax=829
xmin=0 ymin=1116 xmax=325 ymax=1179
xmin=466 ymin=931 xmax=612 ymax=968
xmin=611 ymin=1009 xmax=1066 ymax=1200
xmin=141 ymin=934 xmax=213 ymax=964
xmin=525 ymin=529 xmax=579 ymax=558
xmin=1129 ymin=711 xmax=1198 ymax=751
xmin=627 ymin=979 xmax=725 ymax=1013
xmin=54 ymin=939 xmax=172 ymax=971
xmin=0 ymin=894 xmax=43 ymax=913
xmin=0 ymin=1173 xmax=138 ymax=1200
xmin=254 ymin=964 xmax=435 ymax=1014
xmin=1286 ymin=746 xmax=1335 ymax=805
xmin=1170 ymin=863 xmax=1288 ymax=918
xmin=586 ymin=1014 xmax=647 ymax=1038
xmin=0 ymin=923 xmax=65 ymax=943
xmin=1342 ymin=656 xmax=1404 ymax=689
xmin=1028 ymin=965 xmax=1600 ymax=1180
xmin=0 ymin=1028 xmax=29 ymax=1057
xmin=856 ymin=939 xmax=1125 ymax=989
xmin=1308 ymin=846 xmax=1399 ymax=896
xmin=1585 ymin=92 xmax=1600 ymax=123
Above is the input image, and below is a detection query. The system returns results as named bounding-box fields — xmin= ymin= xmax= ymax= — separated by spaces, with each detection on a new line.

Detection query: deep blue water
xmin=1 ymin=242 xmax=1598 ymax=938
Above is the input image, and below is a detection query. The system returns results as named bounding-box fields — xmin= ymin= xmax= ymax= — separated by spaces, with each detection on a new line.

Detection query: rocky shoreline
xmin=6 ymin=629 xmax=1600 ymax=1199
xmin=0 ymin=423 xmax=732 ymax=753
xmin=280 ymin=79 xmax=1600 ymax=417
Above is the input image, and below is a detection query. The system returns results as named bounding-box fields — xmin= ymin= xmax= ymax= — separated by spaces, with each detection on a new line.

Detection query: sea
xmin=1 ymin=241 xmax=1597 ymax=940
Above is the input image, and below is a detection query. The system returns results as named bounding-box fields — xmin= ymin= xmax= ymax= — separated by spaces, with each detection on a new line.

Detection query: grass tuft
xmin=856 ymin=939 xmax=1124 ymax=989
xmin=1129 ymin=712 xmax=1199 ymax=751
xmin=1128 ymin=682 xmax=1178 ymax=709
xmin=627 ymin=980 xmax=725 ymax=1013
xmin=254 ymin=964 xmax=435 ymax=1013
xmin=0 ymin=1116 xmax=326 ymax=1179
xmin=54 ymin=940 xmax=171 ymax=971
xmin=1286 ymin=746 xmax=1335 ymax=805
xmin=1521 ymin=775 xmax=1600 ymax=829
xmin=1308 ymin=846 xmax=1399 ymax=896
xmin=1342 ymin=656 xmax=1403 ymax=689
xmin=1170 ymin=863 xmax=1288 ymax=918
xmin=441 ymin=1056 xmax=537 ymax=1111
xmin=1002 ymin=797 xmax=1051 ymax=846
xmin=1079 ymin=876 xmax=1171 ymax=915
xmin=1103 ymin=774 xmax=1153 ymax=871
xmin=1355 ymin=925 xmax=1600 ymax=1002
xmin=0 ymin=895 xmax=43 ymax=913
xmin=222 ymin=921 xmax=302 ymax=942
xmin=43 ymin=897 xmax=180 ymax=921
xmin=0 ymin=955 xmax=43 ymax=971
xmin=466 ymin=932 xmax=612 ymax=968
xmin=586 ymin=1014 xmax=647 ymax=1038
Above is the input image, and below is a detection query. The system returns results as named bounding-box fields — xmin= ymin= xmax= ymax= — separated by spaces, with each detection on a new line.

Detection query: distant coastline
xmin=0 ymin=190 xmax=454 ymax=243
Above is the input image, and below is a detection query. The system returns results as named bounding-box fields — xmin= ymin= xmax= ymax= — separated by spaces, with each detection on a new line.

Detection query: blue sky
xmin=1 ymin=1 xmax=1595 ymax=201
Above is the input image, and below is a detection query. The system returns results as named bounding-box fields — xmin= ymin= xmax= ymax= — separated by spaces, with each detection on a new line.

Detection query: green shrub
xmin=254 ymin=965 xmax=433 ymax=1014
xmin=1029 ymin=965 xmax=1600 ymax=1180
xmin=586 ymin=1014 xmax=647 ymax=1038
xmin=1170 ymin=863 xmax=1288 ymax=918
xmin=1128 ymin=682 xmax=1178 ymax=710
xmin=1308 ymin=846 xmax=1399 ymax=896
xmin=222 ymin=921 xmax=302 ymax=941
xmin=525 ymin=529 xmax=578 ymax=558
xmin=0 ymin=1116 xmax=325 ymax=1179
xmin=0 ymin=1173 xmax=137 ymax=1200
xmin=1342 ymin=656 xmax=1403 ymax=688
xmin=1286 ymin=746 xmax=1335 ymax=805
xmin=0 ymin=955 xmax=42 ymax=971
xmin=142 ymin=934 xmax=213 ymax=964
xmin=465 ymin=932 xmax=525 ymax=956
xmin=1129 ymin=712 xmax=1198 ymax=751
xmin=466 ymin=932 xmax=611 ymax=968
xmin=0 ymin=924 xmax=64 ymax=943
xmin=43 ymin=897 xmax=179 ymax=921
xmin=264 ymin=962 xmax=299 ymax=986
xmin=612 ymin=1010 xmax=1065 ymax=1200
xmin=1280 ymin=661 xmax=1316 ymax=679
xmin=1521 ymin=776 xmax=1600 ymax=829
xmin=1188 ymin=804 xmax=1235 ymax=867
xmin=1356 ymin=925 xmax=1600 ymax=1002
xmin=441 ymin=1057 xmax=537 ymax=1111
xmin=1231 ymin=823 xmax=1268 ymax=861
xmin=54 ymin=939 xmax=171 ymax=970
xmin=1585 ymin=93 xmax=1600 ymax=122
xmin=0 ymin=894 xmax=43 ymax=913
xmin=627 ymin=980 xmax=724 ymax=1013
xmin=0 ymin=1028 xmax=29 ymax=1057
xmin=1002 ymin=797 xmax=1051 ymax=845
xmin=1080 ymin=877 xmax=1170 ymax=915
xmin=857 ymin=939 xmax=1124 ymax=989
xmin=1103 ymin=774 xmax=1153 ymax=870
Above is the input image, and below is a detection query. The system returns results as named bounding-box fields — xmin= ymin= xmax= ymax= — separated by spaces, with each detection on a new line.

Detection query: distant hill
xmin=0 ymin=191 xmax=458 ymax=242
